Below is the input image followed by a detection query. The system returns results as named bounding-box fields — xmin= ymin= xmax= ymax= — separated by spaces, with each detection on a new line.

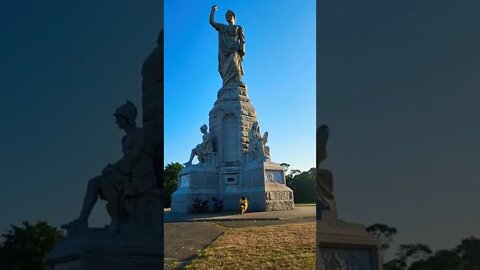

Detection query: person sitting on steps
xmin=240 ymin=196 xmax=248 ymax=214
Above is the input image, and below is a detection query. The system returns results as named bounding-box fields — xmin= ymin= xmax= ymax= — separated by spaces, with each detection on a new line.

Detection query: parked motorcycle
xmin=212 ymin=197 xmax=224 ymax=212
xmin=192 ymin=198 xmax=209 ymax=213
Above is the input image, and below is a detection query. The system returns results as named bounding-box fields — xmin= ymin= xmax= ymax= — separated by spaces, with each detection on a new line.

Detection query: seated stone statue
xmin=62 ymin=101 xmax=157 ymax=233
xmin=317 ymin=124 xmax=337 ymax=211
xmin=317 ymin=168 xmax=336 ymax=211
xmin=248 ymin=121 xmax=270 ymax=161
xmin=184 ymin=124 xmax=214 ymax=166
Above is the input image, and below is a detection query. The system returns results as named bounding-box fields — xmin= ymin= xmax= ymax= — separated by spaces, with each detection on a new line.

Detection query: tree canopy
xmin=0 ymin=221 xmax=63 ymax=270
xmin=164 ymin=162 xmax=184 ymax=208
xmin=286 ymin=167 xmax=316 ymax=203
xmin=383 ymin=234 xmax=480 ymax=270
xmin=366 ymin=223 xmax=398 ymax=262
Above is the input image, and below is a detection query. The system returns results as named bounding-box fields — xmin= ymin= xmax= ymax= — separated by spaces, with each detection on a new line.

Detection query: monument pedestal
xmin=242 ymin=161 xmax=294 ymax=211
xmin=171 ymin=160 xmax=294 ymax=213
xmin=171 ymin=164 xmax=220 ymax=213
xmin=45 ymin=230 xmax=163 ymax=270
xmin=317 ymin=210 xmax=382 ymax=270
xmin=47 ymin=189 xmax=164 ymax=270
xmin=171 ymin=84 xmax=294 ymax=213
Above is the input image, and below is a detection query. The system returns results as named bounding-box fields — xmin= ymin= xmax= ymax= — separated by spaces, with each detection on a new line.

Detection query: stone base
xmin=45 ymin=229 xmax=162 ymax=270
xmin=317 ymin=216 xmax=381 ymax=270
xmin=171 ymin=161 xmax=294 ymax=213
xmin=265 ymin=183 xmax=295 ymax=211
xmin=221 ymin=187 xmax=267 ymax=211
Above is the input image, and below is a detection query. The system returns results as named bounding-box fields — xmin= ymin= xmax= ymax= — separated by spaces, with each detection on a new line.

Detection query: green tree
xmin=280 ymin=163 xmax=290 ymax=172
xmin=384 ymin=243 xmax=432 ymax=270
xmin=398 ymin=243 xmax=432 ymax=260
xmin=0 ymin=221 xmax=63 ymax=270
xmin=398 ymin=243 xmax=433 ymax=267
xmin=383 ymin=258 xmax=406 ymax=270
xmin=409 ymin=249 xmax=459 ymax=270
xmin=407 ymin=238 xmax=480 ymax=270
xmin=366 ymin=223 xmax=398 ymax=263
xmin=286 ymin=168 xmax=315 ymax=203
xmin=285 ymin=169 xmax=299 ymax=187
xmin=456 ymin=236 xmax=480 ymax=269
xmin=372 ymin=226 xmax=479 ymax=270
xmin=164 ymin=162 xmax=184 ymax=208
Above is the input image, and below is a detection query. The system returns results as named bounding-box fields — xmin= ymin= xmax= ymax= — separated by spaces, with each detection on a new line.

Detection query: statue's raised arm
xmin=209 ymin=5 xmax=220 ymax=30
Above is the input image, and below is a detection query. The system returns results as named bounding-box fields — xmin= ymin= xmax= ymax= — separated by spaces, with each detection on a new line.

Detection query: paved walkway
xmin=164 ymin=222 xmax=225 ymax=269
xmin=164 ymin=205 xmax=316 ymax=223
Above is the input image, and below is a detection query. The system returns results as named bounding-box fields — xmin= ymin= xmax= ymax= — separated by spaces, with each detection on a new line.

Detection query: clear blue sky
xmin=164 ymin=0 xmax=316 ymax=171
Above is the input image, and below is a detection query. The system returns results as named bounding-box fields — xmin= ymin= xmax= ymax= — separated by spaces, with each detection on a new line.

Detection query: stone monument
xmin=171 ymin=6 xmax=294 ymax=213
xmin=46 ymin=26 xmax=164 ymax=269
xmin=316 ymin=125 xmax=382 ymax=270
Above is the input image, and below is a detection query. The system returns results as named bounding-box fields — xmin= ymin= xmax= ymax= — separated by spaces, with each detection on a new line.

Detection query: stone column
xmin=209 ymin=85 xmax=258 ymax=167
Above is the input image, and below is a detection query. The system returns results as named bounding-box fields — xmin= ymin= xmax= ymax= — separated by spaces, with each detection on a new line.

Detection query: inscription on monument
xmin=222 ymin=114 xmax=240 ymax=162
xmin=266 ymin=191 xmax=291 ymax=200
xmin=318 ymin=248 xmax=376 ymax=270
xmin=223 ymin=174 xmax=239 ymax=185
xmin=265 ymin=170 xmax=283 ymax=184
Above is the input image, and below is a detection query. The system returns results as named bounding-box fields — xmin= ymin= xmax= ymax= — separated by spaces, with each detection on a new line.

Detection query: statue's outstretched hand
xmin=212 ymin=5 xmax=218 ymax=11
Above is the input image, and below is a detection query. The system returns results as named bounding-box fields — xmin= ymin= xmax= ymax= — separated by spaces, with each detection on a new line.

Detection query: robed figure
xmin=209 ymin=5 xmax=245 ymax=87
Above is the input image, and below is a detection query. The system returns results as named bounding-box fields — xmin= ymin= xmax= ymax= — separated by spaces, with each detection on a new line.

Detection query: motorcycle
xmin=192 ymin=198 xmax=209 ymax=213
xmin=212 ymin=197 xmax=224 ymax=212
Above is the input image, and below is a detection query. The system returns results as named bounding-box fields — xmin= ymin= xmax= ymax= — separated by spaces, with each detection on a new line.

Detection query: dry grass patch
xmin=186 ymin=222 xmax=315 ymax=270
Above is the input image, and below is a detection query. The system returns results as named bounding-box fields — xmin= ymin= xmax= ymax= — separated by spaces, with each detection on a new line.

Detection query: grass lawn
xmin=186 ymin=222 xmax=315 ymax=269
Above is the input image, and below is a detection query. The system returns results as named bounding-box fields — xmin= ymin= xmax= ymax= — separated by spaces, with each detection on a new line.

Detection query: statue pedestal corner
xmin=317 ymin=220 xmax=382 ymax=270
xmin=45 ymin=229 xmax=163 ymax=270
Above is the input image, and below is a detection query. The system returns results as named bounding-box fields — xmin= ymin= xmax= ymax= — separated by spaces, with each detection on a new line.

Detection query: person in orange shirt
xmin=239 ymin=196 xmax=248 ymax=214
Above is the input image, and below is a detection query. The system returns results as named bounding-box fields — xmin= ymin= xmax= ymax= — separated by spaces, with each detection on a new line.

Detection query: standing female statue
xmin=209 ymin=5 xmax=245 ymax=87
